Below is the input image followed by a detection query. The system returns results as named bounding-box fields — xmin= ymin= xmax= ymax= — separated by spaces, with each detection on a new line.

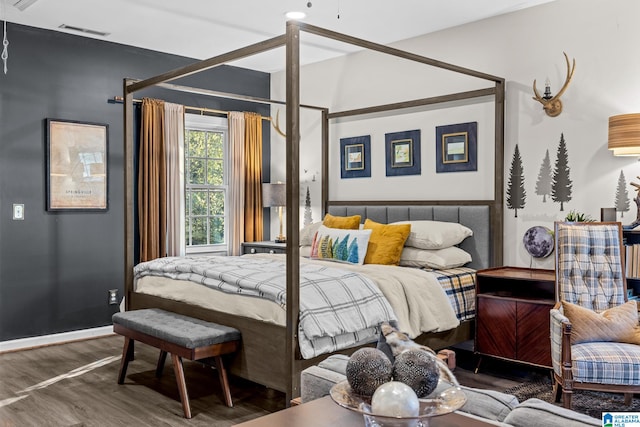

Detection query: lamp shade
xmin=262 ymin=183 xmax=286 ymax=207
xmin=608 ymin=113 xmax=640 ymax=156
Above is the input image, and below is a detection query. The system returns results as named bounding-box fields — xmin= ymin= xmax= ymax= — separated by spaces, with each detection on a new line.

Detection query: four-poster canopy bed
xmin=123 ymin=21 xmax=505 ymax=402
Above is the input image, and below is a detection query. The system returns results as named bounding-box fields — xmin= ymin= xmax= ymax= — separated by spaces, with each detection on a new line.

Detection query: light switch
xmin=13 ymin=204 xmax=24 ymax=220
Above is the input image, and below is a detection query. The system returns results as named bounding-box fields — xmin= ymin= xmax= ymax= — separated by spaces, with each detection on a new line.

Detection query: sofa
xmin=300 ymin=354 xmax=601 ymax=427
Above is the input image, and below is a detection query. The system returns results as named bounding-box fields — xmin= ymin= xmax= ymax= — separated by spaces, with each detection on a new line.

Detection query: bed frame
xmin=123 ymin=21 xmax=505 ymax=402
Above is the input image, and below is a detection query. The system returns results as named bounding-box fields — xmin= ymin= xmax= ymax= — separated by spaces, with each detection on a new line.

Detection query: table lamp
xmin=262 ymin=182 xmax=286 ymax=243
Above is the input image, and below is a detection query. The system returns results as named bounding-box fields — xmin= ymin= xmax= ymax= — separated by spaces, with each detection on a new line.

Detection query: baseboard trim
xmin=0 ymin=326 xmax=115 ymax=353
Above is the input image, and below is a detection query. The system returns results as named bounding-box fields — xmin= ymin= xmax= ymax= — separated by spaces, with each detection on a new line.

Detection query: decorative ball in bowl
xmin=330 ymin=379 xmax=466 ymax=427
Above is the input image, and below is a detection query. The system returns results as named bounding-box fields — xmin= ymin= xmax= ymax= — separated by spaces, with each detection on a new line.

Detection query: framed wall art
xmin=435 ymin=121 xmax=477 ymax=173
xmin=46 ymin=118 xmax=109 ymax=211
xmin=385 ymin=129 xmax=421 ymax=176
xmin=340 ymin=135 xmax=371 ymax=179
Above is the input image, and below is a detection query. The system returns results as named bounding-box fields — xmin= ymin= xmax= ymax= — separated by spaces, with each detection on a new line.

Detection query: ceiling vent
xmin=58 ymin=24 xmax=110 ymax=37
xmin=13 ymin=0 xmax=39 ymax=11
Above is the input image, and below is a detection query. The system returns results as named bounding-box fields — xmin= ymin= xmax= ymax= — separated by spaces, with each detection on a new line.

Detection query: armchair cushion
xmin=571 ymin=341 xmax=640 ymax=385
xmin=562 ymin=300 xmax=640 ymax=345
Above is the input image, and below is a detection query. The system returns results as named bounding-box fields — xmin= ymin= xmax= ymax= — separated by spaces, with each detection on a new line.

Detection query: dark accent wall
xmin=0 ymin=23 xmax=271 ymax=342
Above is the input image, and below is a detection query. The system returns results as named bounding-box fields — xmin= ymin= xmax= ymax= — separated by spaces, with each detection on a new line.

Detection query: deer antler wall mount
xmin=271 ymin=109 xmax=286 ymax=138
xmin=532 ymin=52 xmax=576 ymax=117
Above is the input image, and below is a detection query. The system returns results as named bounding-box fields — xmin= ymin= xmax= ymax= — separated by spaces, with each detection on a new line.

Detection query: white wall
xmin=271 ymin=0 xmax=640 ymax=268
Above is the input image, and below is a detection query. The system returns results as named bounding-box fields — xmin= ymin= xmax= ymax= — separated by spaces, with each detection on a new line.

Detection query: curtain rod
xmin=110 ymin=96 xmax=273 ymax=121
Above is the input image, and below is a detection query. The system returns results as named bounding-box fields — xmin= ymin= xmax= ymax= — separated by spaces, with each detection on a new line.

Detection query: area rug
xmin=504 ymin=376 xmax=640 ymax=419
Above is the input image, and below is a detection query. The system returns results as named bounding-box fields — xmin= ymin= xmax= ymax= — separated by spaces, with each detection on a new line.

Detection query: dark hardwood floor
xmin=0 ymin=335 xmax=548 ymax=426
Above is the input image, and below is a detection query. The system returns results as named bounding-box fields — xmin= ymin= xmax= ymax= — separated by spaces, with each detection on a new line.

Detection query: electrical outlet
xmin=13 ymin=204 xmax=24 ymax=220
xmin=108 ymin=289 xmax=119 ymax=305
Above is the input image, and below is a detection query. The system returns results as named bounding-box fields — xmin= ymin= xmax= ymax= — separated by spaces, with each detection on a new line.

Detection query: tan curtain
xmin=228 ymin=112 xmax=245 ymax=255
xmin=244 ymin=112 xmax=263 ymax=242
xmin=164 ymin=102 xmax=185 ymax=256
xmin=138 ymin=98 xmax=166 ymax=262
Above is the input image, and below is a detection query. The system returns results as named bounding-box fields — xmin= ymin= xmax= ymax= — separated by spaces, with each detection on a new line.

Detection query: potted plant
xmin=564 ymin=210 xmax=594 ymax=222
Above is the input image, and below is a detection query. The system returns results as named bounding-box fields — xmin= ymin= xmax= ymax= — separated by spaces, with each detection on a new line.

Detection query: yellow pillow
xmin=363 ymin=219 xmax=411 ymax=265
xmin=323 ymin=213 xmax=361 ymax=230
xmin=562 ymin=300 xmax=640 ymax=345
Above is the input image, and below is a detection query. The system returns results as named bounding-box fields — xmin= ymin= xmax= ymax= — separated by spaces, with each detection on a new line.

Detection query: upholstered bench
xmin=112 ymin=308 xmax=241 ymax=419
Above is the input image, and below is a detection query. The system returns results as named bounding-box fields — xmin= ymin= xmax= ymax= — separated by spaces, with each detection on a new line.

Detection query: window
xmin=184 ymin=114 xmax=228 ymax=253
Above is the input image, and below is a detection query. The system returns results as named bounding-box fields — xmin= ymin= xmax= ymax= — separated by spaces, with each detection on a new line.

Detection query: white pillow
xmin=310 ymin=225 xmax=372 ymax=265
xmin=392 ymin=220 xmax=473 ymax=249
xmin=399 ymin=246 xmax=472 ymax=269
xmin=300 ymin=222 xmax=322 ymax=246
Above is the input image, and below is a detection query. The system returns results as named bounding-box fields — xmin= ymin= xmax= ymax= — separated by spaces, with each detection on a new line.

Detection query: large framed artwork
xmin=435 ymin=122 xmax=477 ymax=173
xmin=46 ymin=118 xmax=109 ymax=211
xmin=385 ymin=129 xmax=421 ymax=176
xmin=340 ymin=135 xmax=371 ymax=179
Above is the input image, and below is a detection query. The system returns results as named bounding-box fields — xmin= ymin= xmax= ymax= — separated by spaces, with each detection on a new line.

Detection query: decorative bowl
xmin=329 ymin=380 xmax=466 ymax=427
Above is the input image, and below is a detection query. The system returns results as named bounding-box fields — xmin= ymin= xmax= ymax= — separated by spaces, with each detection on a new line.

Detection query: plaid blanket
xmin=134 ymin=256 xmax=397 ymax=358
xmin=427 ymin=267 xmax=476 ymax=321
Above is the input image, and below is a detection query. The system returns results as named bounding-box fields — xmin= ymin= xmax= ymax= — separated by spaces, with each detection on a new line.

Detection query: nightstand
xmin=241 ymin=241 xmax=286 ymax=255
xmin=475 ymin=266 xmax=555 ymax=369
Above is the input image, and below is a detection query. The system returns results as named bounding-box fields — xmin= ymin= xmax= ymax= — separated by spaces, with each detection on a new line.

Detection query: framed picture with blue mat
xmin=385 ymin=129 xmax=421 ymax=176
xmin=436 ymin=122 xmax=477 ymax=173
xmin=340 ymin=135 xmax=371 ymax=179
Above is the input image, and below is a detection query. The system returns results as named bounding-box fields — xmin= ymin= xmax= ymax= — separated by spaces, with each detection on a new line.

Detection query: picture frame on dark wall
xmin=435 ymin=121 xmax=477 ymax=173
xmin=46 ymin=118 xmax=109 ymax=211
xmin=385 ymin=129 xmax=421 ymax=176
xmin=340 ymin=135 xmax=371 ymax=179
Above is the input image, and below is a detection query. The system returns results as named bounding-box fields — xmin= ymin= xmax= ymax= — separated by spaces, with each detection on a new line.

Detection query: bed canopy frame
xmin=123 ymin=21 xmax=505 ymax=402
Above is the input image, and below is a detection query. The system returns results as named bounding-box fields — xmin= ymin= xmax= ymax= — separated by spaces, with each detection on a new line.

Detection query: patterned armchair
xmin=550 ymin=221 xmax=640 ymax=409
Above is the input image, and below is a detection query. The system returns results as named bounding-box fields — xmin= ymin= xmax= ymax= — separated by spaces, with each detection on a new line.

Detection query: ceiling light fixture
xmin=285 ymin=11 xmax=306 ymax=20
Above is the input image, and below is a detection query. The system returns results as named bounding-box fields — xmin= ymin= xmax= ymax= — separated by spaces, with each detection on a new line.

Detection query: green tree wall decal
xmin=304 ymin=186 xmax=313 ymax=226
xmin=535 ymin=149 xmax=553 ymax=202
xmin=507 ymin=144 xmax=526 ymax=218
xmin=615 ymin=170 xmax=630 ymax=217
xmin=551 ymin=133 xmax=572 ymax=211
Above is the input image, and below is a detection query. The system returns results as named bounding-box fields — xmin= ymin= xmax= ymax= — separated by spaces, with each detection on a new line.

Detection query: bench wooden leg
xmin=117 ymin=337 xmax=134 ymax=384
xmin=156 ymin=350 xmax=167 ymax=378
xmin=213 ymin=356 xmax=233 ymax=407
xmin=171 ymin=353 xmax=192 ymax=419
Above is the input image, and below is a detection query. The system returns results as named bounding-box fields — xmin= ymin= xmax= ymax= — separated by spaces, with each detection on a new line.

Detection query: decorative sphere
xmin=523 ymin=226 xmax=554 ymax=258
xmin=346 ymin=348 xmax=393 ymax=396
xmin=392 ymin=350 xmax=440 ymax=397
xmin=371 ymin=381 xmax=420 ymax=418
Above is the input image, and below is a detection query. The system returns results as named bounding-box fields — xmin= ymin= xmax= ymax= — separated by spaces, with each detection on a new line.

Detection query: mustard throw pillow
xmin=562 ymin=300 xmax=640 ymax=345
xmin=363 ymin=219 xmax=411 ymax=265
xmin=323 ymin=213 xmax=361 ymax=230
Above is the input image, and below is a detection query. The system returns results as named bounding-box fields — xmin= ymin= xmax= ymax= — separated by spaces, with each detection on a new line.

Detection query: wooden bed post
xmin=285 ymin=20 xmax=301 ymax=404
xmin=493 ymin=79 xmax=505 ymax=267
xmin=321 ymin=108 xmax=329 ymax=216
xmin=123 ymin=78 xmax=135 ymax=311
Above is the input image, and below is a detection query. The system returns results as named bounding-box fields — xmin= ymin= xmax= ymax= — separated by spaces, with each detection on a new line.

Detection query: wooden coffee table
xmin=233 ymin=395 xmax=499 ymax=427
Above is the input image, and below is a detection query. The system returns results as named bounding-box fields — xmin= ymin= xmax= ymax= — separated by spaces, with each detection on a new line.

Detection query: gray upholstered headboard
xmin=327 ymin=205 xmax=491 ymax=270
